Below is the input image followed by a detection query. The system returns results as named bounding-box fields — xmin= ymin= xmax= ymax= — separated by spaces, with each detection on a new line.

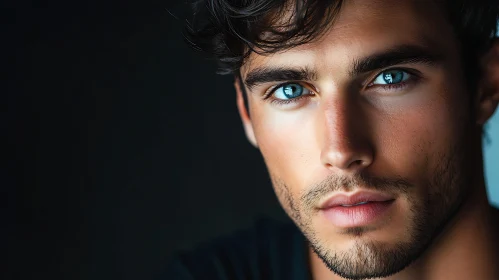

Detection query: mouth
xmin=339 ymin=201 xmax=374 ymax=207
xmin=319 ymin=191 xmax=396 ymax=228
xmin=319 ymin=191 xmax=395 ymax=209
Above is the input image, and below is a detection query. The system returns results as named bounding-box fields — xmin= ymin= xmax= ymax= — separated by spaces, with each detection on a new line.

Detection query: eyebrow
xmin=350 ymin=44 xmax=442 ymax=76
xmin=244 ymin=67 xmax=318 ymax=91
xmin=243 ymin=44 xmax=443 ymax=91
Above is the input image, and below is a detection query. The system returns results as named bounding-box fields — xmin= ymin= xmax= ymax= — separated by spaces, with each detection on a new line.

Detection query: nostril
xmin=351 ymin=159 xmax=364 ymax=167
xmin=321 ymin=146 xmax=374 ymax=171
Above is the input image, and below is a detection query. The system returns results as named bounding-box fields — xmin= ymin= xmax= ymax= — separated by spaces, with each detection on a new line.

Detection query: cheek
xmin=372 ymin=83 xmax=469 ymax=187
xmin=252 ymin=108 xmax=319 ymax=189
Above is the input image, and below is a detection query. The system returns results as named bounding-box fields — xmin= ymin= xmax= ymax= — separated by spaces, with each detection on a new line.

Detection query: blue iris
xmin=382 ymin=70 xmax=404 ymax=84
xmin=274 ymin=83 xmax=305 ymax=99
xmin=372 ymin=69 xmax=410 ymax=86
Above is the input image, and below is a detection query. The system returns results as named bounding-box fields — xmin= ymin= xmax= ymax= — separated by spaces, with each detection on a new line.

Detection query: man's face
xmin=238 ymin=0 xmax=477 ymax=279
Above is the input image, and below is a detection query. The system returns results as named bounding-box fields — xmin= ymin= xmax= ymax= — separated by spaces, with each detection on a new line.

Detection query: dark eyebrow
xmin=243 ymin=45 xmax=441 ymax=90
xmin=350 ymin=44 xmax=443 ymax=76
xmin=244 ymin=67 xmax=317 ymax=91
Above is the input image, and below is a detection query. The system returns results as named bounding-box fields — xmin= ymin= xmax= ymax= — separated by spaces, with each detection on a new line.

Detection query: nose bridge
xmin=319 ymin=95 xmax=373 ymax=171
xmin=323 ymin=96 xmax=354 ymax=152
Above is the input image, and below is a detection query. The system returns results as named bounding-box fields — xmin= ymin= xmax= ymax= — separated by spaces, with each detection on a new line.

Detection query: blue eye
xmin=372 ymin=69 xmax=410 ymax=85
xmin=273 ymin=83 xmax=310 ymax=100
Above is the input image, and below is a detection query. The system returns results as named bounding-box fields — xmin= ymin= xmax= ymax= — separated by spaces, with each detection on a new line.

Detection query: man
xmin=166 ymin=0 xmax=499 ymax=279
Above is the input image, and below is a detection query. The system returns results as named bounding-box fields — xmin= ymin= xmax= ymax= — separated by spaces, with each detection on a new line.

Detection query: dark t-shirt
xmin=163 ymin=219 xmax=312 ymax=280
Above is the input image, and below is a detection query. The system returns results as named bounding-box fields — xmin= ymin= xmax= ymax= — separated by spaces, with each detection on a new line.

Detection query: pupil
xmin=283 ymin=84 xmax=302 ymax=98
xmin=383 ymin=71 xmax=403 ymax=84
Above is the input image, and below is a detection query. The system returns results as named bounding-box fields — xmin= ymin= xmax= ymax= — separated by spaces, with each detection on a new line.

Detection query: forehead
xmin=241 ymin=0 xmax=456 ymax=76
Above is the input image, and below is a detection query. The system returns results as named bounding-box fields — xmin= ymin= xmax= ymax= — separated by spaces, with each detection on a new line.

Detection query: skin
xmin=234 ymin=0 xmax=499 ymax=279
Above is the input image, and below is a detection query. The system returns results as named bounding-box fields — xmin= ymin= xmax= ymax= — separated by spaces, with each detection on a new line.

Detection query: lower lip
xmin=321 ymin=200 xmax=395 ymax=228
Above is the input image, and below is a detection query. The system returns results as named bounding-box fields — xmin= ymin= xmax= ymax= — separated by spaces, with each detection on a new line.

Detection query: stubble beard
xmin=269 ymin=141 xmax=470 ymax=280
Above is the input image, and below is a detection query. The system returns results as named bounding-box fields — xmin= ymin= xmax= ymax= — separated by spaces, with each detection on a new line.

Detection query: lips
xmin=319 ymin=191 xmax=396 ymax=228
xmin=320 ymin=191 xmax=395 ymax=209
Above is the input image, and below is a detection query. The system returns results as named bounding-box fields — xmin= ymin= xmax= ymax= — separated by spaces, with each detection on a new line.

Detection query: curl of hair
xmin=184 ymin=0 xmax=499 ymax=75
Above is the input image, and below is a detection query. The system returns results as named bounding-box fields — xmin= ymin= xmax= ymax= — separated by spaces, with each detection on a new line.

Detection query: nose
xmin=319 ymin=96 xmax=374 ymax=172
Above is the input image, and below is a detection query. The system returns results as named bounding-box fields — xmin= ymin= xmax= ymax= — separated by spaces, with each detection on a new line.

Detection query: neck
xmin=309 ymin=153 xmax=499 ymax=280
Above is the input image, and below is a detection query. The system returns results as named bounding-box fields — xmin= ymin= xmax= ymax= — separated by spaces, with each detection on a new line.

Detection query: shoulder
xmin=160 ymin=218 xmax=308 ymax=280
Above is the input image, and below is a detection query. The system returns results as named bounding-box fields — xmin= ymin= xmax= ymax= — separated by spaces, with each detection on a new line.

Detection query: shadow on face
xmin=234 ymin=0 xmax=499 ymax=278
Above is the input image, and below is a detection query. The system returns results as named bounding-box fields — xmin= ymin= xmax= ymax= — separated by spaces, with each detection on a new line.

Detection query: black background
xmin=7 ymin=1 xmax=287 ymax=279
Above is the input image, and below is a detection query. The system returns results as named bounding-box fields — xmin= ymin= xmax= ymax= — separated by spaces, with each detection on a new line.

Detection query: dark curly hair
xmin=184 ymin=0 xmax=499 ymax=77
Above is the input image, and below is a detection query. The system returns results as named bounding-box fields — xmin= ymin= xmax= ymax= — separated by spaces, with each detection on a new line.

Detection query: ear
xmin=234 ymin=77 xmax=258 ymax=147
xmin=476 ymin=38 xmax=499 ymax=125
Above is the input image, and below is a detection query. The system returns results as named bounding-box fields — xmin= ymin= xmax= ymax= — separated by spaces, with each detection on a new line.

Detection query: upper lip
xmin=319 ymin=191 xmax=395 ymax=209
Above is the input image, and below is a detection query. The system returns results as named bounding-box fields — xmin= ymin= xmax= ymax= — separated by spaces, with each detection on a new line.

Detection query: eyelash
xmin=262 ymin=83 xmax=312 ymax=105
xmin=366 ymin=68 xmax=420 ymax=92
xmin=270 ymin=94 xmax=309 ymax=106
xmin=262 ymin=68 xmax=420 ymax=106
